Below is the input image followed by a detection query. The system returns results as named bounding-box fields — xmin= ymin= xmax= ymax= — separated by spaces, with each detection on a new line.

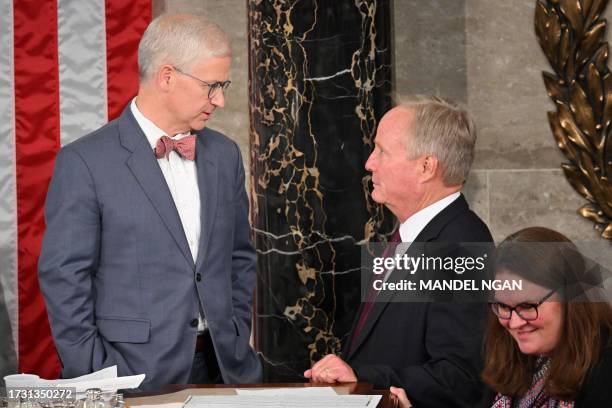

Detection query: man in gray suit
xmin=38 ymin=14 xmax=261 ymax=389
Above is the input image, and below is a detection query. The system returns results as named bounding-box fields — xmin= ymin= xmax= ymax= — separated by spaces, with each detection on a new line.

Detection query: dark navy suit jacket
xmin=344 ymin=195 xmax=493 ymax=407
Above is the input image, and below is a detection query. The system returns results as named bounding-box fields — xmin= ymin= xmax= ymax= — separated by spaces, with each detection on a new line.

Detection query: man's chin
xmin=190 ymin=121 xmax=208 ymax=131
xmin=370 ymin=191 xmax=384 ymax=204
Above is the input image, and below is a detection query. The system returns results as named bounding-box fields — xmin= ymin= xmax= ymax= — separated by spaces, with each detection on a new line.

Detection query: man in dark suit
xmin=305 ymin=96 xmax=493 ymax=407
xmin=38 ymin=14 xmax=261 ymax=389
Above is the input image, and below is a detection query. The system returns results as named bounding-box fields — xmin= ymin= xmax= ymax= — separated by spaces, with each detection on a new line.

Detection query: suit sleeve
xmin=353 ymin=302 xmax=486 ymax=407
xmin=38 ymin=147 xmax=116 ymax=377
xmin=228 ymin=142 xmax=257 ymax=333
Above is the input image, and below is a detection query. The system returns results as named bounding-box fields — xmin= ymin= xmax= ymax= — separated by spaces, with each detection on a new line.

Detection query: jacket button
xmin=196 ymin=273 xmax=202 ymax=282
xmin=190 ymin=318 xmax=198 ymax=327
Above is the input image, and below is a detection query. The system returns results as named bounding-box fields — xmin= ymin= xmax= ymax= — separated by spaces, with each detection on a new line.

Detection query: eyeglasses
xmin=172 ymin=66 xmax=231 ymax=99
xmin=490 ymin=289 xmax=556 ymax=321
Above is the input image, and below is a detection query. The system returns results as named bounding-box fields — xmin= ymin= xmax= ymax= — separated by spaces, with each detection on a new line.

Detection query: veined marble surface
xmin=248 ymin=0 xmax=393 ymax=381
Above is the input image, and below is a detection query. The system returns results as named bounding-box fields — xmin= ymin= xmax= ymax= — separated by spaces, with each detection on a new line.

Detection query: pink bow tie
xmin=154 ymin=135 xmax=196 ymax=161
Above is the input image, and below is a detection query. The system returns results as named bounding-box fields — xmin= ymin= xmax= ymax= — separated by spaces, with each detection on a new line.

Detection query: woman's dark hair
xmin=482 ymin=227 xmax=612 ymax=399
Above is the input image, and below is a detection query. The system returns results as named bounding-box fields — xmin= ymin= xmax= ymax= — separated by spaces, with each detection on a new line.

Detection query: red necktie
xmin=349 ymin=228 xmax=401 ymax=354
xmin=154 ymin=135 xmax=196 ymax=161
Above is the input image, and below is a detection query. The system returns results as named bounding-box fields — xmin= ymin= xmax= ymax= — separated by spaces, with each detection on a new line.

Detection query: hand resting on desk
xmin=303 ymin=354 xmax=357 ymax=383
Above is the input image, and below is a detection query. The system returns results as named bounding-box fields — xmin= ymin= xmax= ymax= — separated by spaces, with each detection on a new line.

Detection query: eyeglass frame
xmin=172 ymin=66 xmax=231 ymax=99
xmin=490 ymin=289 xmax=556 ymax=321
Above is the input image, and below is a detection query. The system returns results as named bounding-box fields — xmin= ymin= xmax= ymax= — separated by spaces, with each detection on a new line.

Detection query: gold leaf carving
xmin=579 ymin=21 xmax=606 ymax=66
xmin=602 ymin=223 xmax=612 ymax=238
xmin=535 ymin=2 xmax=561 ymax=64
xmin=548 ymin=111 xmax=579 ymax=161
xmin=586 ymin=0 xmax=607 ymax=25
xmin=593 ymin=43 xmax=609 ymax=72
xmin=558 ymin=103 xmax=593 ymax=151
xmin=584 ymin=0 xmax=594 ymax=16
xmin=579 ymin=203 xmax=606 ymax=223
xmin=603 ymin=74 xmax=612 ymax=128
xmin=586 ymin=63 xmax=603 ymax=117
xmin=536 ymin=0 xmax=611 ymax=239
xmin=562 ymin=163 xmax=595 ymax=202
xmin=543 ymin=72 xmax=564 ymax=102
xmin=559 ymin=0 xmax=584 ymax=34
xmin=558 ymin=28 xmax=572 ymax=73
xmin=569 ymin=81 xmax=597 ymax=136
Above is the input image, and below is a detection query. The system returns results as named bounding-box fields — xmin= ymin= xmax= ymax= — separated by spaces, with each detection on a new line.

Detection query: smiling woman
xmin=482 ymin=227 xmax=612 ymax=408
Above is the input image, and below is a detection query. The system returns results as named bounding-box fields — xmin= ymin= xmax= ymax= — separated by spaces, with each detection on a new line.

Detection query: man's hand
xmin=303 ymin=354 xmax=357 ymax=383
xmin=389 ymin=387 xmax=412 ymax=408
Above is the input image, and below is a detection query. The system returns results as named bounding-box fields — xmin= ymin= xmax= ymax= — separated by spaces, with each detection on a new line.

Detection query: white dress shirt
xmin=131 ymin=99 xmax=206 ymax=331
xmin=398 ymin=192 xmax=460 ymax=244
xmin=383 ymin=192 xmax=460 ymax=283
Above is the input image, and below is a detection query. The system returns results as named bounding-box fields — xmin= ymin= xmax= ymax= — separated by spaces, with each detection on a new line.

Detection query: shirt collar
xmin=399 ymin=192 xmax=460 ymax=243
xmin=130 ymin=98 xmax=191 ymax=149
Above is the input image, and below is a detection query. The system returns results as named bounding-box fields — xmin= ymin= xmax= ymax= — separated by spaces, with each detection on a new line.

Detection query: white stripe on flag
xmin=0 ymin=0 xmax=19 ymax=376
xmin=58 ymin=0 xmax=108 ymax=146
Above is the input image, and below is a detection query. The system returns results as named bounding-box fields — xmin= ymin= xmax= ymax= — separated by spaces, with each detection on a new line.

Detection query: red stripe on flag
xmin=105 ymin=0 xmax=152 ymax=120
xmin=14 ymin=0 xmax=62 ymax=377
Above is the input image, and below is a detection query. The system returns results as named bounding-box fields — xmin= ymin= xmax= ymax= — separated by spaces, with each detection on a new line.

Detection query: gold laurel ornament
xmin=535 ymin=0 xmax=612 ymax=240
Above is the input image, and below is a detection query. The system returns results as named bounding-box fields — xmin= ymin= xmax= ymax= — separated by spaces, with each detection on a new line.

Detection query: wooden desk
xmin=127 ymin=383 xmax=394 ymax=408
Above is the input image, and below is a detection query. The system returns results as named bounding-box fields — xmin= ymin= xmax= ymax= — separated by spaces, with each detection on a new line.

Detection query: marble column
xmin=248 ymin=0 xmax=393 ymax=381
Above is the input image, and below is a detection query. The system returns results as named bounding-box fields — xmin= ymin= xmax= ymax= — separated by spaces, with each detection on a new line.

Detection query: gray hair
xmin=398 ymin=95 xmax=477 ymax=185
xmin=138 ymin=13 xmax=231 ymax=81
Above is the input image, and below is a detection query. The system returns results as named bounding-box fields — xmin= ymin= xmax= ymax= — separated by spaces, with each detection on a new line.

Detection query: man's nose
xmin=211 ymin=90 xmax=226 ymax=108
xmin=365 ymin=152 xmax=375 ymax=171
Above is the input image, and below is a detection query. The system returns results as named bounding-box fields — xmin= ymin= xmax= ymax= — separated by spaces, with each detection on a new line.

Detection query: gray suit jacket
xmin=38 ymin=106 xmax=261 ymax=389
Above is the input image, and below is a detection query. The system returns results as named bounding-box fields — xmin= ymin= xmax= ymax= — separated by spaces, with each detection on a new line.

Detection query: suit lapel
xmin=346 ymin=259 xmax=415 ymax=358
xmin=119 ymin=107 xmax=195 ymax=269
xmin=342 ymin=300 xmax=367 ymax=356
xmin=346 ymin=194 xmax=470 ymax=358
xmin=195 ymin=130 xmax=218 ymax=272
xmin=410 ymin=194 xmax=469 ymax=243
xmin=346 ymin=296 xmax=390 ymax=359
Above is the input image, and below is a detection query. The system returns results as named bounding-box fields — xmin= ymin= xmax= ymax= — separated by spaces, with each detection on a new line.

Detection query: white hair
xmin=138 ymin=13 xmax=231 ymax=81
xmin=398 ymin=95 xmax=477 ymax=185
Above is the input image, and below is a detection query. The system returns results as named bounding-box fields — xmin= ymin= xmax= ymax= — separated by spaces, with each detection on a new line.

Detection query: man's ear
xmin=419 ymin=155 xmax=439 ymax=182
xmin=157 ymin=65 xmax=174 ymax=91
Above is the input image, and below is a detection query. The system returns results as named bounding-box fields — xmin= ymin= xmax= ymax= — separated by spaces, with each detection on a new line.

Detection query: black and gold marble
xmin=248 ymin=0 xmax=393 ymax=381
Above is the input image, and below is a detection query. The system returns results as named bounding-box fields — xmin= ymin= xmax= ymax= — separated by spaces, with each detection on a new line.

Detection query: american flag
xmin=0 ymin=0 xmax=151 ymax=379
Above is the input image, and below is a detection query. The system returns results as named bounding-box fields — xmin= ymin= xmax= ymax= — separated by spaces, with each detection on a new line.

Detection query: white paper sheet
xmin=38 ymin=366 xmax=118 ymax=386
xmin=235 ymin=387 xmax=337 ymax=396
xmin=182 ymin=394 xmax=382 ymax=408
xmin=56 ymin=373 xmax=145 ymax=394
xmin=130 ymin=404 xmax=183 ymax=408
